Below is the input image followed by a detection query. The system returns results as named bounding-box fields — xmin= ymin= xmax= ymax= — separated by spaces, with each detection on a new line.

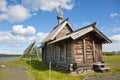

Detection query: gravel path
xmin=83 ymin=73 xmax=120 ymax=80
xmin=0 ymin=65 xmax=34 ymax=80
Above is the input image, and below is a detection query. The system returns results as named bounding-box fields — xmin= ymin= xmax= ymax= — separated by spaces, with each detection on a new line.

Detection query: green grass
xmin=0 ymin=58 xmax=84 ymax=80
xmin=0 ymin=55 xmax=120 ymax=80
xmin=28 ymin=59 xmax=84 ymax=80
xmin=103 ymin=55 xmax=120 ymax=73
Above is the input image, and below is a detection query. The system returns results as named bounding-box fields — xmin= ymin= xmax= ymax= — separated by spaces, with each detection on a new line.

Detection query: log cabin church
xmin=41 ymin=6 xmax=112 ymax=73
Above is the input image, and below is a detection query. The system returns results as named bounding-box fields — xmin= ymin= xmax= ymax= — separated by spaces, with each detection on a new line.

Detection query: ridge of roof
xmin=47 ymin=22 xmax=112 ymax=44
xmin=73 ymin=22 xmax=96 ymax=33
xmin=41 ymin=18 xmax=73 ymax=43
xmin=53 ymin=18 xmax=69 ymax=30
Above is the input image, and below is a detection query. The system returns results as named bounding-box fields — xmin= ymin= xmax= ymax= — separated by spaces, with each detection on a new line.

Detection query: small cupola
xmin=57 ymin=5 xmax=63 ymax=24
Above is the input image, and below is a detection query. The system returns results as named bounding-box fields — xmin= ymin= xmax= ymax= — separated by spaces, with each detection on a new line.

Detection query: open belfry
xmin=41 ymin=5 xmax=112 ymax=73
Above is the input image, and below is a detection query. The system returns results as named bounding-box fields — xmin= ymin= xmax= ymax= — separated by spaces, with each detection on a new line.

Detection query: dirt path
xmin=0 ymin=65 xmax=34 ymax=80
xmin=83 ymin=73 xmax=120 ymax=80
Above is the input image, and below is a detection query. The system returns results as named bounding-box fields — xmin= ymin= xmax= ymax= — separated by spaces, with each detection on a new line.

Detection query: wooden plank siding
xmin=44 ymin=32 xmax=103 ymax=65
xmin=66 ymin=40 xmax=72 ymax=63
xmin=55 ymin=25 xmax=72 ymax=39
xmin=46 ymin=44 xmax=54 ymax=63
xmin=74 ymin=38 xmax=84 ymax=63
xmin=73 ymin=33 xmax=103 ymax=64
xmin=43 ymin=39 xmax=72 ymax=64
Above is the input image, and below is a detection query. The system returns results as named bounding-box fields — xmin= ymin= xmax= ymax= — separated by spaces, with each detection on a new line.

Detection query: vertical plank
xmin=53 ymin=44 xmax=55 ymax=62
xmin=59 ymin=44 xmax=60 ymax=62
xmin=100 ymin=44 xmax=103 ymax=61
xmin=92 ymin=40 xmax=96 ymax=62
xmin=99 ymin=43 xmax=102 ymax=61
xmin=64 ymin=42 xmax=66 ymax=62
xmin=72 ymin=41 xmax=75 ymax=63
xmin=83 ymin=39 xmax=86 ymax=63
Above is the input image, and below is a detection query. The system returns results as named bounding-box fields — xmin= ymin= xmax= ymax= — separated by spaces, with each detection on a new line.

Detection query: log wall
xmin=73 ymin=33 xmax=103 ymax=64
xmin=74 ymin=38 xmax=84 ymax=63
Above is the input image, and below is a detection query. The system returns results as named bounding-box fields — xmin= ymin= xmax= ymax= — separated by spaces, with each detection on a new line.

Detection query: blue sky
xmin=0 ymin=0 xmax=120 ymax=54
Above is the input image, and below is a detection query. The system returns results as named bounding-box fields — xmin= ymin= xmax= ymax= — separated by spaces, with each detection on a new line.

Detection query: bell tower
xmin=57 ymin=5 xmax=63 ymax=24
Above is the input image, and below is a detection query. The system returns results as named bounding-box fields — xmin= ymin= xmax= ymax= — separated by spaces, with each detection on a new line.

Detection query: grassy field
xmin=0 ymin=58 xmax=84 ymax=80
xmin=103 ymin=55 xmax=120 ymax=73
xmin=0 ymin=55 xmax=120 ymax=80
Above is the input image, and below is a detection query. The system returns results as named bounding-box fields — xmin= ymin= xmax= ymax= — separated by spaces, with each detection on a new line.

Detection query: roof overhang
xmin=47 ymin=22 xmax=112 ymax=44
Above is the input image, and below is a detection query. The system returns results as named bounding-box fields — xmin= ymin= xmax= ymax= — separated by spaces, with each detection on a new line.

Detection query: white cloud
xmin=36 ymin=32 xmax=49 ymax=42
xmin=103 ymin=34 xmax=120 ymax=52
xmin=0 ymin=25 xmax=48 ymax=43
xmin=111 ymin=34 xmax=120 ymax=42
xmin=0 ymin=4 xmax=31 ymax=22
xmin=0 ymin=31 xmax=12 ymax=43
xmin=22 ymin=0 xmax=74 ymax=11
xmin=0 ymin=14 xmax=8 ymax=20
xmin=0 ymin=25 xmax=49 ymax=54
xmin=0 ymin=31 xmax=27 ymax=43
xmin=12 ymin=25 xmax=36 ymax=35
xmin=7 ymin=5 xmax=31 ymax=22
xmin=0 ymin=0 xmax=74 ymax=22
xmin=0 ymin=0 xmax=7 ymax=12
xmin=110 ymin=13 xmax=120 ymax=18
xmin=103 ymin=42 xmax=120 ymax=52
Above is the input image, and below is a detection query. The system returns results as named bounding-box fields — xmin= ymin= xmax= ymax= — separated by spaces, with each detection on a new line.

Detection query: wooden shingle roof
xmin=24 ymin=41 xmax=35 ymax=54
xmin=41 ymin=18 xmax=74 ymax=43
xmin=48 ymin=22 xmax=112 ymax=44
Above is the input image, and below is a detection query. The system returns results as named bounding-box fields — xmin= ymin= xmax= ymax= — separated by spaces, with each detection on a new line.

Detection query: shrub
xmin=103 ymin=52 xmax=116 ymax=56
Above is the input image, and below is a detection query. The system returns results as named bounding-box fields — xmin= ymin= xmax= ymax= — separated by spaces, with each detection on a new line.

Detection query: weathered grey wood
xmin=64 ymin=43 xmax=66 ymax=62
xmin=41 ymin=12 xmax=111 ymax=72
xmin=92 ymin=40 xmax=96 ymax=62
xmin=53 ymin=44 xmax=55 ymax=62
xmin=56 ymin=25 xmax=72 ymax=39
xmin=83 ymin=39 xmax=86 ymax=63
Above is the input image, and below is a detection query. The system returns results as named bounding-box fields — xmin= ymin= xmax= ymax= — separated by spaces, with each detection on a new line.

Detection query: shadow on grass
xmin=26 ymin=60 xmax=67 ymax=74
xmin=27 ymin=60 xmax=48 ymax=71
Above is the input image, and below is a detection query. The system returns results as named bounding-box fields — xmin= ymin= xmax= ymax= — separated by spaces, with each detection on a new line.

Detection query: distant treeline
xmin=103 ymin=51 xmax=120 ymax=56
xmin=0 ymin=54 xmax=22 ymax=57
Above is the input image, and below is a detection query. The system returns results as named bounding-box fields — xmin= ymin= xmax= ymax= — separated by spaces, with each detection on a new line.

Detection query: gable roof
xmin=41 ymin=18 xmax=74 ymax=43
xmin=48 ymin=22 xmax=112 ymax=44
xmin=24 ymin=41 xmax=35 ymax=54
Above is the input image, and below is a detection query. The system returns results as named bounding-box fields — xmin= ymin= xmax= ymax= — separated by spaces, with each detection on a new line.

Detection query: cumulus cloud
xmin=0 ymin=25 xmax=48 ymax=43
xmin=7 ymin=5 xmax=31 ymax=22
xmin=0 ymin=4 xmax=31 ymax=22
xmin=12 ymin=25 xmax=36 ymax=35
xmin=36 ymin=32 xmax=49 ymax=42
xmin=111 ymin=34 xmax=120 ymax=42
xmin=0 ymin=31 xmax=12 ymax=43
xmin=0 ymin=24 xmax=48 ymax=53
xmin=110 ymin=13 xmax=120 ymax=18
xmin=0 ymin=0 xmax=31 ymax=22
xmin=0 ymin=31 xmax=26 ymax=43
xmin=0 ymin=25 xmax=48 ymax=54
xmin=0 ymin=0 xmax=74 ymax=22
xmin=103 ymin=34 xmax=120 ymax=51
xmin=22 ymin=0 xmax=74 ymax=11
xmin=0 ymin=0 xmax=7 ymax=12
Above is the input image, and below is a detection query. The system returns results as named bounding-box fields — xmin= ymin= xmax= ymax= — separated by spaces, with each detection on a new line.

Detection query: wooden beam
xmin=92 ymin=40 xmax=96 ymax=62
xmin=83 ymin=39 xmax=86 ymax=63
xmin=99 ymin=44 xmax=102 ymax=61
xmin=100 ymin=44 xmax=103 ymax=61
xmin=64 ymin=42 xmax=66 ymax=62
xmin=72 ymin=41 xmax=75 ymax=63
xmin=53 ymin=44 xmax=55 ymax=62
